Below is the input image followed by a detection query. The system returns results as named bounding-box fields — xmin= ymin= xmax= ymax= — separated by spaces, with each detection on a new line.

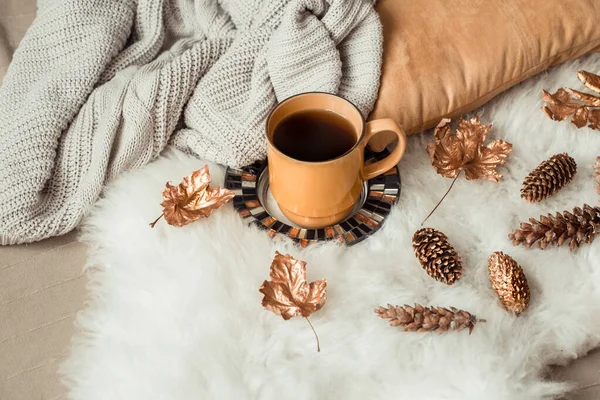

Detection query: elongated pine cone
xmin=375 ymin=303 xmax=482 ymax=334
xmin=521 ymin=153 xmax=577 ymax=203
xmin=488 ymin=252 xmax=530 ymax=314
xmin=595 ymin=156 xmax=600 ymax=195
xmin=508 ymin=204 xmax=600 ymax=250
xmin=412 ymin=228 xmax=462 ymax=284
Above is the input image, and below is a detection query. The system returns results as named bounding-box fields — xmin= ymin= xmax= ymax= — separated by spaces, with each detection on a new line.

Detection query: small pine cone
xmin=488 ymin=252 xmax=530 ymax=314
xmin=595 ymin=156 xmax=600 ymax=196
xmin=521 ymin=153 xmax=577 ymax=203
xmin=375 ymin=303 xmax=482 ymax=334
xmin=412 ymin=228 xmax=462 ymax=285
xmin=509 ymin=204 xmax=600 ymax=250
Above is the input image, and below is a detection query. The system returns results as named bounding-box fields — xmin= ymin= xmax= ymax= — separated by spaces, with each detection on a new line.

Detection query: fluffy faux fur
xmin=61 ymin=54 xmax=600 ymax=399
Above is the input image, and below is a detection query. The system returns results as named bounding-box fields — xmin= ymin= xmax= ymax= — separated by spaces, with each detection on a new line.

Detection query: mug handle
xmin=360 ymin=118 xmax=407 ymax=181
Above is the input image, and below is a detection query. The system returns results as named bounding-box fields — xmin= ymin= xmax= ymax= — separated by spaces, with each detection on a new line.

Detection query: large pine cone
xmin=488 ymin=252 xmax=530 ymax=314
xmin=521 ymin=153 xmax=577 ymax=203
xmin=412 ymin=228 xmax=462 ymax=285
xmin=509 ymin=204 xmax=600 ymax=250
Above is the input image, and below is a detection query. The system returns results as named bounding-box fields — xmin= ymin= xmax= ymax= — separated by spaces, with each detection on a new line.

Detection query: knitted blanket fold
xmin=0 ymin=0 xmax=383 ymax=245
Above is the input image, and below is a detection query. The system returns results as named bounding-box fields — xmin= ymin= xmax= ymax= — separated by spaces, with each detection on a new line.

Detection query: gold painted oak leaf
xmin=542 ymin=71 xmax=600 ymax=131
xmin=578 ymin=70 xmax=600 ymax=93
xmin=542 ymin=89 xmax=584 ymax=125
xmin=150 ymin=166 xmax=235 ymax=227
xmin=426 ymin=117 xmax=513 ymax=182
xmin=568 ymin=88 xmax=600 ymax=107
xmin=589 ymin=109 xmax=600 ymax=130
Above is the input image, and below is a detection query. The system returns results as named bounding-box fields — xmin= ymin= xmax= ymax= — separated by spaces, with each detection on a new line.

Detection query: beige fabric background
xmin=1 ymin=233 xmax=86 ymax=399
xmin=0 ymin=1 xmax=36 ymax=85
xmin=0 ymin=1 xmax=598 ymax=399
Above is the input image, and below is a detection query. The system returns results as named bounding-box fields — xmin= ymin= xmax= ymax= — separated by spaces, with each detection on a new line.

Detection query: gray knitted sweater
xmin=0 ymin=0 xmax=382 ymax=245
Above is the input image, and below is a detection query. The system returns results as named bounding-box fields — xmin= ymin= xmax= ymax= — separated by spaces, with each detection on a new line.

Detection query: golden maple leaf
xmin=427 ymin=117 xmax=513 ymax=182
xmin=542 ymin=70 xmax=600 ymax=130
xmin=259 ymin=252 xmax=327 ymax=351
xmin=150 ymin=166 xmax=235 ymax=228
xmin=422 ymin=117 xmax=512 ymax=225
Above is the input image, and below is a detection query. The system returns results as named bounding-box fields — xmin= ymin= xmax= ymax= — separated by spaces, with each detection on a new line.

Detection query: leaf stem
xmin=304 ymin=317 xmax=320 ymax=352
xmin=421 ymin=170 xmax=461 ymax=226
xmin=149 ymin=213 xmax=164 ymax=228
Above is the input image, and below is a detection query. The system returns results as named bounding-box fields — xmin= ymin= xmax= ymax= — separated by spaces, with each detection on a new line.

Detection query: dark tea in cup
xmin=272 ymin=109 xmax=357 ymax=162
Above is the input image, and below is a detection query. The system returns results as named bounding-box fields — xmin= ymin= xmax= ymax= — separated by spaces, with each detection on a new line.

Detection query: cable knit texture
xmin=0 ymin=0 xmax=383 ymax=245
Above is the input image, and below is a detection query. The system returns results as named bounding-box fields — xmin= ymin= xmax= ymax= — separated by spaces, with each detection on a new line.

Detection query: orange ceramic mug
xmin=266 ymin=93 xmax=407 ymax=229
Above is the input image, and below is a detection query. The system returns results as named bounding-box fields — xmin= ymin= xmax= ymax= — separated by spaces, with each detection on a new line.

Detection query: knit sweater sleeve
xmin=0 ymin=0 xmax=135 ymax=244
xmin=266 ymin=0 xmax=382 ymax=117
xmin=0 ymin=0 xmax=383 ymax=244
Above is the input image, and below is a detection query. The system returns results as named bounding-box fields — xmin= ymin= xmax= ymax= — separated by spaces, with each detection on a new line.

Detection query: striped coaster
xmin=224 ymin=149 xmax=401 ymax=247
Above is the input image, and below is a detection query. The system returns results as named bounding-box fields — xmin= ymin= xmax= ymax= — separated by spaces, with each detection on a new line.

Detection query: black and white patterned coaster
xmin=224 ymin=149 xmax=401 ymax=247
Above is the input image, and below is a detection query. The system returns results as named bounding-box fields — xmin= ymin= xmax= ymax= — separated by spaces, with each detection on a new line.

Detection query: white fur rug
xmin=61 ymin=54 xmax=600 ymax=399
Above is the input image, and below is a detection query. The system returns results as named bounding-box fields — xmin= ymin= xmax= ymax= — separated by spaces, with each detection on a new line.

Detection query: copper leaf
xmin=150 ymin=166 xmax=235 ymax=227
xmin=259 ymin=252 xmax=327 ymax=351
xmin=427 ymin=117 xmax=512 ymax=182
xmin=577 ymin=70 xmax=600 ymax=93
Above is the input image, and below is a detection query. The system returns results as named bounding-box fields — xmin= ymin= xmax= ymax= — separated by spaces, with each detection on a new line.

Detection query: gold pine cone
xmin=375 ymin=303 xmax=483 ymax=334
xmin=508 ymin=204 xmax=600 ymax=251
xmin=488 ymin=252 xmax=530 ymax=314
xmin=520 ymin=153 xmax=577 ymax=203
xmin=412 ymin=228 xmax=462 ymax=285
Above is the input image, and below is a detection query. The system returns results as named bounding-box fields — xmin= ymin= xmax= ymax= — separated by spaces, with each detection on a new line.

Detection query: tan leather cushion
xmin=369 ymin=0 xmax=600 ymax=151
xmin=0 ymin=0 xmax=36 ymax=85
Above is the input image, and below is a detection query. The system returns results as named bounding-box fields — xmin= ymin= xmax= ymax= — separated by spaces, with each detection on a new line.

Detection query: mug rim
xmin=265 ymin=92 xmax=366 ymax=165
